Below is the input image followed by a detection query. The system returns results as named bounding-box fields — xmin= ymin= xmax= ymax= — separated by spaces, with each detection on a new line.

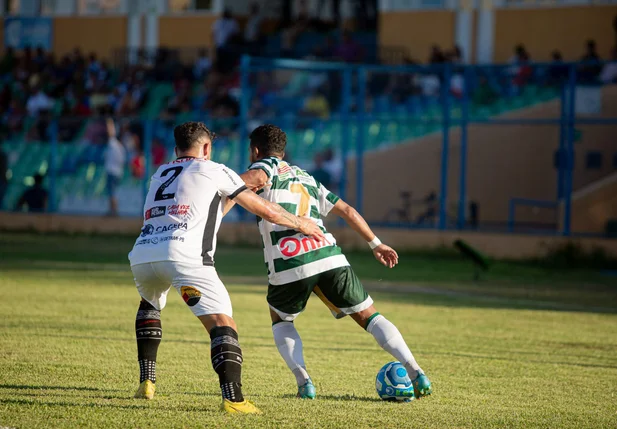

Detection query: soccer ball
xmin=375 ymin=361 xmax=414 ymax=402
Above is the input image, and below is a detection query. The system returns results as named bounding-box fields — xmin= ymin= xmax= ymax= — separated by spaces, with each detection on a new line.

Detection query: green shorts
xmin=267 ymin=266 xmax=373 ymax=321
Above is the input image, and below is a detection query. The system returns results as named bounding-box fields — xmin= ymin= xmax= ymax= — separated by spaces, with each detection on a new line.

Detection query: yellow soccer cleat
xmin=221 ymin=399 xmax=262 ymax=414
xmin=134 ymin=380 xmax=156 ymax=399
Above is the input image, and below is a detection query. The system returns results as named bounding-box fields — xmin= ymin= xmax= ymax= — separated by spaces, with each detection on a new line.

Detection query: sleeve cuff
xmin=228 ymin=185 xmax=248 ymax=200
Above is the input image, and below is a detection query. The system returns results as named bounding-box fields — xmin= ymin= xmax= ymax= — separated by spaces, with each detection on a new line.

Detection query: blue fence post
xmin=557 ymin=83 xmax=567 ymax=200
xmin=562 ymin=65 xmax=576 ymax=236
xmin=356 ymin=67 xmax=367 ymax=216
xmin=508 ymin=199 xmax=516 ymax=233
xmin=239 ymin=55 xmax=251 ymax=173
xmin=339 ymin=66 xmax=352 ymax=209
xmin=142 ymin=119 xmax=153 ymax=202
xmin=438 ymin=64 xmax=451 ymax=230
xmin=49 ymin=119 xmax=58 ymax=213
xmin=457 ymin=66 xmax=470 ymax=230
xmin=238 ymin=55 xmax=251 ymax=222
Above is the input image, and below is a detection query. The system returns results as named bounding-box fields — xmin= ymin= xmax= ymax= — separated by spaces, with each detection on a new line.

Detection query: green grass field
xmin=1 ymin=232 xmax=616 ymax=428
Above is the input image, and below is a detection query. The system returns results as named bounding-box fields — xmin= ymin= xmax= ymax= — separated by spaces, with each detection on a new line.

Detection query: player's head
xmin=173 ymin=122 xmax=215 ymax=159
xmin=249 ymin=124 xmax=286 ymax=163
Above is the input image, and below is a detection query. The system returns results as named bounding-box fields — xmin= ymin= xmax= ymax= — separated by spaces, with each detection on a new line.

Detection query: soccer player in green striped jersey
xmin=234 ymin=125 xmax=432 ymax=400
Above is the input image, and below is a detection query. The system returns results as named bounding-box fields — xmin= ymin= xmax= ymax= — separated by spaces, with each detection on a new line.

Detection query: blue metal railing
xmin=3 ymin=58 xmax=617 ymax=237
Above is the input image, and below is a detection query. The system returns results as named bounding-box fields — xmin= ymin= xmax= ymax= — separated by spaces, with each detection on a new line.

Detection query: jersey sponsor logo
xmin=180 ymin=286 xmax=201 ymax=307
xmin=279 ymin=235 xmax=332 ymax=259
xmin=141 ymin=224 xmax=155 ymax=237
xmin=145 ymin=206 xmax=166 ymax=220
xmin=168 ymin=204 xmax=190 ymax=216
xmin=135 ymin=235 xmax=185 ymax=246
xmin=155 ymin=222 xmax=188 ymax=233
xmin=222 ymin=168 xmax=238 ymax=186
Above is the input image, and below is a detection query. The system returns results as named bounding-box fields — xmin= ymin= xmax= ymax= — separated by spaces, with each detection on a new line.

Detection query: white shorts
xmin=131 ymin=261 xmax=233 ymax=318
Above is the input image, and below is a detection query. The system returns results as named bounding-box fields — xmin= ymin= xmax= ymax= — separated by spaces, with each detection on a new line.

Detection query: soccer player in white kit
xmin=128 ymin=122 xmax=324 ymax=414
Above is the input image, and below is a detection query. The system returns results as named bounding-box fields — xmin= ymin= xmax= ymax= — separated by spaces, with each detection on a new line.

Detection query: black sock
xmin=210 ymin=326 xmax=244 ymax=402
xmin=135 ymin=300 xmax=162 ymax=383
xmin=138 ymin=359 xmax=156 ymax=383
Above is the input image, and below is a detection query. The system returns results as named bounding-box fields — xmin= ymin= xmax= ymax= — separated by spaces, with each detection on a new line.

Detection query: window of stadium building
xmin=168 ymin=0 xmax=213 ymax=13
xmin=77 ymin=0 xmax=124 ymax=15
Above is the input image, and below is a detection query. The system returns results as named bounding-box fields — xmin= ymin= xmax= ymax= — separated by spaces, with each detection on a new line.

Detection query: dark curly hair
xmin=249 ymin=124 xmax=287 ymax=158
xmin=174 ymin=121 xmax=215 ymax=152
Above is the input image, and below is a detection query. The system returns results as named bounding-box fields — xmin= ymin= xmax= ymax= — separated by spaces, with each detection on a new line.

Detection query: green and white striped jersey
xmin=249 ymin=157 xmax=349 ymax=285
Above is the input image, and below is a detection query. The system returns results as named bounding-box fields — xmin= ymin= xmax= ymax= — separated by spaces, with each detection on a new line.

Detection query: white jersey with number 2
xmin=129 ymin=157 xmax=247 ymax=267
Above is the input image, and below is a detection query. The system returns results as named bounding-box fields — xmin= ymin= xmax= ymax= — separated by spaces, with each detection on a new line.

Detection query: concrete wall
xmin=159 ymin=15 xmax=218 ymax=49
xmin=52 ymin=17 xmax=127 ymax=60
xmin=493 ymin=5 xmax=617 ymax=62
xmin=568 ymin=172 xmax=617 ymax=234
xmin=2 ymin=212 xmax=616 ymax=259
xmin=345 ymin=87 xmax=617 ymax=229
xmin=378 ymin=11 xmax=456 ymax=61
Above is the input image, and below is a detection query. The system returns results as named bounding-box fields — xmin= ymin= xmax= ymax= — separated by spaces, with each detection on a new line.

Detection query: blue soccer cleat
xmin=412 ymin=372 xmax=432 ymax=398
xmin=297 ymin=379 xmax=316 ymax=399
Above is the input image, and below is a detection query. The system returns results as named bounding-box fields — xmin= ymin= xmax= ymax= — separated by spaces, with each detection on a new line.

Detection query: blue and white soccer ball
xmin=375 ymin=361 xmax=414 ymax=402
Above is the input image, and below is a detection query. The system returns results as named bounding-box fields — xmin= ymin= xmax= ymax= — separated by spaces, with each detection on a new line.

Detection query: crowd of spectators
xmin=0 ymin=46 xmax=149 ymax=143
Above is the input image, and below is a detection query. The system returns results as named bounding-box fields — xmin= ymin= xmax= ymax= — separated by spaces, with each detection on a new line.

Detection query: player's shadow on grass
xmin=280 ymin=393 xmax=382 ymax=402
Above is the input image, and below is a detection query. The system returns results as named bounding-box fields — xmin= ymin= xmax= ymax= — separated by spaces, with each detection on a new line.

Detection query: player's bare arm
xmin=233 ymin=189 xmax=325 ymax=241
xmin=222 ymin=170 xmax=269 ymax=216
xmin=240 ymin=169 xmax=269 ymax=192
xmin=331 ymin=199 xmax=399 ymax=268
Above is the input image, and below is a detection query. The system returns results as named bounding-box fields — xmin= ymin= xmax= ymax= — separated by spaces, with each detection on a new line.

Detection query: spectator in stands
xmin=314 ymin=36 xmax=336 ymax=60
xmin=600 ymin=46 xmax=617 ymax=83
xmin=0 ymin=144 xmax=7 ymax=210
xmin=509 ymin=45 xmax=532 ymax=93
xmin=0 ymin=47 xmax=16 ymax=74
xmin=26 ymin=85 xmax=53 ymax=117
xmin=104 ymin=118 xmax=126 ymax=217
xmin=301 ymin=88 xmax=330 ymax=119
xmin=449 ymin=45 xmax=464 ymax=64
xmin=193 ymin=49 xmax=212 ymax=80
xmin=151 ymin=138 xmax=167 ymax=167
xmin=579 ymin=39 xmax=602 ymax=83
xmin=547 ymin=50 xmax=568 ymax=86
xmin=335 ymin=30 xmax=363 ymax=63
xmin=245 ymin=3 xmax=265 ymax=48
xmin=281 ymin=0 xmax=312 ymax=57
xmin=310 ymin=153 xmax=332 ymax=189
xmin=472 ymin=76 xmax=498 ymax=106
xmin=322 ymin=148 xmax=341 ymax=191
xmin=429 ymin=45 xmax=446 ymax=64
xmin=15 ymin=174 xmax=48 ymax=213
xmin=450 ymin=70 xmax=465 ymax=99
xmin=213 ymin=8 xmax=239 ymax=51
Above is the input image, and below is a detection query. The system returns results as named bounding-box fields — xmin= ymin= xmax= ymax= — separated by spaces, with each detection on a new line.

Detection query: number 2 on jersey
xmin=290 ymin=183 xmax=310 ymax=217
xmin=155 ymin=167 xmax=183 ymax=201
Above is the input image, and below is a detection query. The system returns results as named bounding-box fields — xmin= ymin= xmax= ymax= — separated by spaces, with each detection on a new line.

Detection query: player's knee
xmin=139 ymin=299 xmax=158 ymax=311
xmin=199 ymin=313 xmax=237 ymax=333
xmin=350 ymin=306 xmax=378 ymax=329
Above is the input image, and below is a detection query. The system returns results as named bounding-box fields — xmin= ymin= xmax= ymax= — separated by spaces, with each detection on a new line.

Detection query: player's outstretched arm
xmin=239 ymin=169 xmax=269 ymax=192
xmin=233 ymin=189 xmax=325 ymax=241
xmin=331 ymin=199 xmax=399 ymax=268
xmin=222 ymin=169 xmax=270 ymax=216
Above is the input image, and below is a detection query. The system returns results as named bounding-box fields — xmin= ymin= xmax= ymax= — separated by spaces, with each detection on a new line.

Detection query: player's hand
xmin=299 ymin=218 xmax=326 ymax=243
xmin=373 ymin=244 xmax=399 ymax=268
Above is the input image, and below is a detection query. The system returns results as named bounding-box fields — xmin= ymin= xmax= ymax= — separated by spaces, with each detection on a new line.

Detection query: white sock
xmin=366 ymin=314 xmax=423 ymax=379
xmin=272 ymin=321 xmax=310 ymax=386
